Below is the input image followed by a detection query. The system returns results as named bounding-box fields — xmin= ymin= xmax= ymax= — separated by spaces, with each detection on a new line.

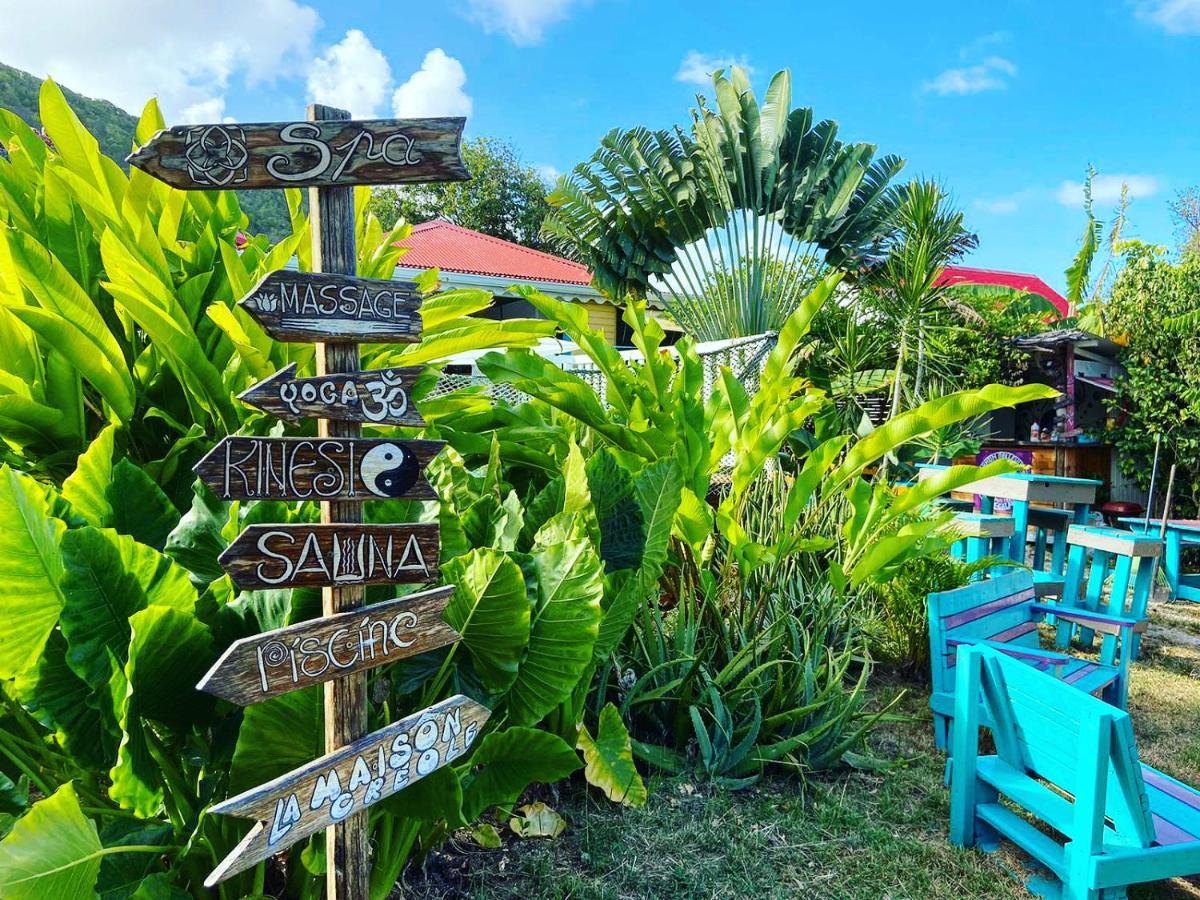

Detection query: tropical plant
xmin=0 ymin=82 xmax=615 ymax=899
xmin=1104 ymin=241 xmax=1200 ymax=516
xmin=466 ymin=277 xmax=1056 ymax=780
xmin=866 ymin=180 xmax=978 ymax=418
xmin=542 ymin=66 xmax=904 ymax=339
xmin=1065 ymin=165 xmax=1130 ymax=333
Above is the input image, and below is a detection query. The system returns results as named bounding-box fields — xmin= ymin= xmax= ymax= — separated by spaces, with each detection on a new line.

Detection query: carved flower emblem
xmin=184 ymin=125 xmax=249 ymax=187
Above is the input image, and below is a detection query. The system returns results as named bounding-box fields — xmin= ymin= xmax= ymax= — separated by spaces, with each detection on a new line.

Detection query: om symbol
xmin=361 ymin=370 xmax=409 ymax=423
xmin=183 ymin=125 xmax=249 ymax=187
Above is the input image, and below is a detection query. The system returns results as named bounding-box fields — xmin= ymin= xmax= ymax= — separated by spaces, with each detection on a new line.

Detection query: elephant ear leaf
xmin=0 ymin=782 xmax=103 ymax=899
xmin=230 ymin=686 xmax=323 ymax=795
xmin=443 ymin=549 xmax=531 ymax=693
xmin=585 ymin=449 xmax=644 ymax=572
xmin=0 ymin=465 xmax=67 ymax=680
xmin=505 ymin=537 xmax=602 ymax=727
xmin=459 ymin=727 xmax=581 ymax=822
xmin=577 ymin=703 xmax=647 ymax=807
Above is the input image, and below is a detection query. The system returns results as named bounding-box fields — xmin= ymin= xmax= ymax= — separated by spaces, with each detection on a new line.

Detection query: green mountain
xmin=0 ymin=61 xmax=291 ymax=238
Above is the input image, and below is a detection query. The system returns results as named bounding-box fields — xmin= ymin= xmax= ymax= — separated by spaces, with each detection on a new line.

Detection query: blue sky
xmin=2 ymin=0 xmax=1197 ymax=291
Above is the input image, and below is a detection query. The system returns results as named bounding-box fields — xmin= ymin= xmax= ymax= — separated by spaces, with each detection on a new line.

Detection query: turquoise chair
xmin=927 ymin=571 xmax=1141 ymax=750
xmin=950 ymin=644 xmax=1200 ymax=899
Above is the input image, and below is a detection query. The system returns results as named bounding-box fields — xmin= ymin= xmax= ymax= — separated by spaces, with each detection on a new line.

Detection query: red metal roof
xmin=935 ymin=265 xmax=1068 ymax=315
xmin=394 ymin=221 xmax=593 ymax=286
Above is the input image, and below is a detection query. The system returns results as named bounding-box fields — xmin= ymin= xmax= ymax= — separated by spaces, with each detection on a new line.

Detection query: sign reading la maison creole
xmin=239 ymin=363 xmax=424 ymax=426
xmin=198 ymin=587 xmax=459 ymax=705
xmin=204 ymin=695 xmax=489 ymax=886
xmin=193 ymin=437 xmax=442 ymax=502
xmin=240 ymin=272 xmax=424 ymax=344
xmin=127 ymin=117 xmax=468 ymax=190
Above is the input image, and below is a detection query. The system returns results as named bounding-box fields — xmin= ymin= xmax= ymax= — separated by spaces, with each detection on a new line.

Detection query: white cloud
xmin=535 ymin=164 xmax=561 ymax=186
xmin=179 ymin=97 xmax=227 ymax=125
xmin=1056 ymin=174 xmax=1162 ymax=206
xmin=0 ymin=0 xmax=320 ymax=119
xmin=1136 ymin=0 xmax=1200 ymax=34
xmin=307 ymin=29 xmax=393 ymax=118
xmin=976 ymin=196 xmax=1021 ymax=215
xmin=461 ymin=0 xmax=579 ymax=45
xmin=675 ymin=50 xmax=754 ymax=86
xmin=392 ymin=49 xmax=472 ymax=118
xmin=923 ymin=56 xmax=1017 ymax=95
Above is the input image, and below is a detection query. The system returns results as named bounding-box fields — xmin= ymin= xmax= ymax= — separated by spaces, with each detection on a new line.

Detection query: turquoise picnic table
xmin=1119 ymin=516 xmax=1200 ymax=602
xmin=917 ymin=465 xmax=1102 ymax=563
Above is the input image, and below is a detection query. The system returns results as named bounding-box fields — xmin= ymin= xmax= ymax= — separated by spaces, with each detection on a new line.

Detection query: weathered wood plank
xmin=127 ymin=117 xmax=468 ymax=190
xmin=239 ymin=271 xmax=423 ymax=344
xmin=192 ymin=437 xmax=443 ymax=502
xmin=238 ymin=363 xmax=425 ymax=425
xmin=219 ymin=523 xmax=439 ymax=590
xmin=204 ymin=694 xmax=489 ymax=886
xmin=1067 ymin=525 xmax=1163 ymax=558
xmin=197 ymin=587 xmax=458 ymax=705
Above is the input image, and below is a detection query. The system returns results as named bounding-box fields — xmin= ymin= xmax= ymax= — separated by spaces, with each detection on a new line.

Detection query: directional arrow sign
xmin=219 ymin=523 xmax=439 ymax=590
xmin=239 ymin=271 xmax=423 ymax=344
xmin=128 ymin=117 xmax=468 ymax=190
xmin=193 ymin=437 xmax=443 ymax=502
xmin=239 ymin=363 xmax=425 ymax=426
xmin=204 ymin=694 xmax=489 ymax=886
xmin=197 ymin=587 xmax=458 ymax=705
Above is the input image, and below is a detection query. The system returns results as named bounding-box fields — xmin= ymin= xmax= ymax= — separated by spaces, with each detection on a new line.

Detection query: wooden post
xmin=308 ymin=102 xmax=369 ymax=900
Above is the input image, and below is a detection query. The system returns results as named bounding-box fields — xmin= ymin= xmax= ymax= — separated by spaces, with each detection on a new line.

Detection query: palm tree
xmin=867 ymin=180 xmax=978 ymax=418
xmin=541 ymin=67 xmax=905 ymax=340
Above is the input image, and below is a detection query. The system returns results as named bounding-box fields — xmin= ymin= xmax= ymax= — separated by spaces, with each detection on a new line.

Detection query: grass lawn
xmin=404 ymin=601 xmax=1200 ymax=899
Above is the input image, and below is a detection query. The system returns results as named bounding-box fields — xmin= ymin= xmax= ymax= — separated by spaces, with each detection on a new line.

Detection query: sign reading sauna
xmin=219 ymin=523 xmax=439 ymax=590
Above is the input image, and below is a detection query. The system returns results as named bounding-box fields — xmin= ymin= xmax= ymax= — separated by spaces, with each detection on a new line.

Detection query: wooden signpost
xmin=128 ymin=117 xmax=467 ymax=189
xmin=134 ymin=102 xmax=475 ymax=898
xmin=192 ymin=436 xmax=442 ymax=502
xmin=218 ymin=523 xmax=439 ymax=590
xmin=239 ymin=271 xmax=423 ymax=343
xmin=204 ymin=695 xmax=490 ymax=886
xmin=197 ymin=587 xmax=459 ymax=704
xmin=238 ymin=362 xmax=424 ymax=425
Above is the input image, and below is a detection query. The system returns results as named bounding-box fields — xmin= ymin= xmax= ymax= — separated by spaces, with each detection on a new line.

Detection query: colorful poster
xmin=975 ymin=448 xmax=1034 ymax=513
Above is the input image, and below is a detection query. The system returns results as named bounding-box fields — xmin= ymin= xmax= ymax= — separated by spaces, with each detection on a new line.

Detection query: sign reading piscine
xmin=238 ymin=363 xmax=424 ymax=426
xmin=239 ymin=272 xmax=423 ymax=343
xmin=204 ymin=695 xmax=489 ymax=885
xmin=127 ymin=117 xmax=468 ymax=190
xmin=192 ymin=437 xmax=441 ymax=502
xmin=197 ymin=588 xmax=459 ymax=705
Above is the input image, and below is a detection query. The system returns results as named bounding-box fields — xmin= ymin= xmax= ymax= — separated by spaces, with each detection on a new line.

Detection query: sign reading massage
xmin=127 ymin=117 xmax=468 ymax=189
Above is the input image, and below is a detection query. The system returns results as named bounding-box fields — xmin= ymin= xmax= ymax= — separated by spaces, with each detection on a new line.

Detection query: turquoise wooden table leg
xmin=1165 ymin=528 xmax=1182 ymax=601
xmin=1032 ymin=527 xmax=1047 ymax=571
xmin=1073 ymin=503 xmax=1091 ymax=525
xmin=1009 ymin=500 xmax=1030 ymax=564
xmin=980 ymin=496 xmax=994 ymax=515
xmin=1050 ymin=524 xmax=1068 ymax=576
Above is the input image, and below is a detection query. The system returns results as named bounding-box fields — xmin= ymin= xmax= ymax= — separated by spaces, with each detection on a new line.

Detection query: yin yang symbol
xmin=360 ymin=442 xmax=419 ymax=498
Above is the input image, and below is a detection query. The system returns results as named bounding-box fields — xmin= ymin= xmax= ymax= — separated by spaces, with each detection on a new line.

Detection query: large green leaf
xmin=62 ymin=425 xmax=118 ymax=526
xmin=230 ymin=686 xmax=323 ymax=795
xmin=506 ymin=537 xmax=603 ymax=726
xmin=0 ymin=782 xmax=103 ymax=899
xmin=59 ymin=527 xmax=196 ymax=689
xmin=443 ymin=549 xmax=531 ymax=693
xmin=460 ymin=727 xmax=581 ymax=822
xmin=12 ymin=631 xmax=117 ymax=770
xmin=109 ymin=606 xmax=213 ymax=816
xmin=585 ymin=450 xmax=644 ymax=572
xmin=163 ymin=481 xmax=230 ymax=585
xmin=577 ymin=703 xmax=646 ymax=807
xmin=0 ymin=465 xmax=66 ymax=679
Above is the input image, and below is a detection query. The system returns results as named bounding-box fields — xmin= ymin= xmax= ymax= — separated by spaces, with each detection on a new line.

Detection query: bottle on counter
xmin=1030 ymin=422 xmax=1040 ymax=442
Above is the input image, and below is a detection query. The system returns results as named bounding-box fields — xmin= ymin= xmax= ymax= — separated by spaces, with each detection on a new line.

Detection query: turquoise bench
xmin=950 ymin=644 xmax=1200 ymax=899
xmin=927 ymin=571 xmax=1139 ymax=750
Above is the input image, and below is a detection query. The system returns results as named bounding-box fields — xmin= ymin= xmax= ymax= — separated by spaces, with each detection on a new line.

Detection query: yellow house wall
xmin=578 ymin=301 xmax=618 ymax=344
